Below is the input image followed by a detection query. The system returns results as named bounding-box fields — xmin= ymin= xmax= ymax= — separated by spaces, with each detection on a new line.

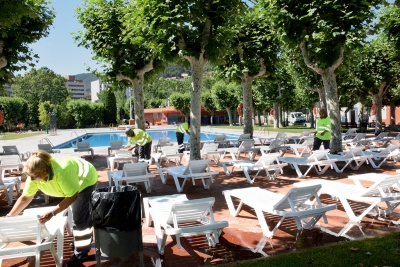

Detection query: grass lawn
xmin=0 ymin=132 xmax=45 ymax=140
xmin=219 ymin=232 xmax=400 ymax=267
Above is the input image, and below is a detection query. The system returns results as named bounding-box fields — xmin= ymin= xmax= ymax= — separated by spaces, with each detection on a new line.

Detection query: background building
xmin=65 ymin=75 xmax=87 ymax=99
xmin=91 ymin=79 xmax=110 ymax=102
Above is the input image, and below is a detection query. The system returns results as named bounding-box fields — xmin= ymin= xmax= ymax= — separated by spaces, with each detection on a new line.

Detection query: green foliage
xmin=357 ymin=37 xmax=399 ymax=94
xmin=0 ymin=0 xmax=54 ymax=84
xmin=380 ymin=3 xmax=400 ymax=49
xmin=74 ymin=0 xmax=163 ymax=85
xmin=262 ymin=0 xmax=382 ymax=68
xmin=170 ymin=92 xmax=190 ymax=117
xmin=127 ymin=0 xmax=247 ymax=64
xmin=66 ymin=99 xmax=92 ymax=128
xmin=12 ymin=67 xmax=70 ymax=126
xmin=102 ymin=89 xmax=117 ymax=125
xmin=218 ymin=7 xmax=280 ymax=80
xmin=201 ymin=92 xmax=216 ymax=113
xmin=0 ymin=96 xmax=28 ymax=126
xmin=212 ymin=81 xmax=241 ymax=111
xmin=159 ymin=63 xmax=191 ymax=78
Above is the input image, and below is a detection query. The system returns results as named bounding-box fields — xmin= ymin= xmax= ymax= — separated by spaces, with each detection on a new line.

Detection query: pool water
xmin=56 ymin=130 xmax=240 ymax=149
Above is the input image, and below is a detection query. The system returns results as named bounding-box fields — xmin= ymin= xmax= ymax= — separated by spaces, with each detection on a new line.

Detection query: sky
xmin=20 ymin=0 xmax=100 ymax=76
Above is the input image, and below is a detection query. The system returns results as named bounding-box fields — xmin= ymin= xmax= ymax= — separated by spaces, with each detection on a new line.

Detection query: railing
xmin=109 ymin=123 xmax=115 ymax=130
xmin=70 ymin=131 xmax=79 ymax=138
xmin=40 ymin=138 xmax=54 ymax=147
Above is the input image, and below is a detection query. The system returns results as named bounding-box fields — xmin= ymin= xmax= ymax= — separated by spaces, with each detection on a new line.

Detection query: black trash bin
xmin=90 ymin=185 xmax=144 ymax=266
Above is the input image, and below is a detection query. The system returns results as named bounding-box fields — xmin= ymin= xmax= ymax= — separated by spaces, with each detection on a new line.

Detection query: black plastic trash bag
xmin=90 ymin=185 xmax=142 ymax=231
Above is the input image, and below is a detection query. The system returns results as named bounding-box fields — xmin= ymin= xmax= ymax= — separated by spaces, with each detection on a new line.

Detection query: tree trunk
xmin=372 ymin=93 xmax=383 ymax=134
xmin=241 ymin=76 xmax=254 ymax=137
xmin=320 ymin=70 xmax=342 ymax=153
xmin=210 ymin=111 xmax=214 ymax=125
xmin=132 ymin=78 xmax=145 ymax=130
xmin=273 ymin=103 xmax=278 ymax=128
xmin=390 ymin=101 xmax=395 ymax=125
xmin=226 ymin=107 xmax=233 ymax=126
xmin=187 ymin=57 xmax=206 ymax=160
xmin=317 ymin=88 xmax=327 ymax=109
xmin=0 ymin=45 xmax=7 ymax=70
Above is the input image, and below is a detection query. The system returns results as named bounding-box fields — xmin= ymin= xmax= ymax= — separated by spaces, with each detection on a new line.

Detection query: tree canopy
xmin=0 ymin=0 xmax=54 ymax=85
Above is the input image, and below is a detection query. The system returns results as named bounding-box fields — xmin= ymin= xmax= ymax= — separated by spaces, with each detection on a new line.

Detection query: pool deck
xmin=1 ymin=125 xmax=400 ymax=267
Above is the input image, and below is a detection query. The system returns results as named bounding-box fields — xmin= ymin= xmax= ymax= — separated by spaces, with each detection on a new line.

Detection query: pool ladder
xmin=40 ymin=138 xmax=55 ymax=147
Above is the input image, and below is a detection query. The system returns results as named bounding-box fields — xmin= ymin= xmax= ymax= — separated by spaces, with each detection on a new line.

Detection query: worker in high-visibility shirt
xmin=124 ymin=127 xmax=153 ymax=160
xmin=8 ymin=151 xmax=98 ymax=266
xmin=313 ymin=108 xmax=331 ymax=150
xmin=176 ymin=122 xmax=190 ymax=153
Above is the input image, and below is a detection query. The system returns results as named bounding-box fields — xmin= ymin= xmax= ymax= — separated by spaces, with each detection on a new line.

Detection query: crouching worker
xmin=6 ymin=150 xmax=98 ymax=266
xmin=124 ymin=127 xmax=153 ymax=161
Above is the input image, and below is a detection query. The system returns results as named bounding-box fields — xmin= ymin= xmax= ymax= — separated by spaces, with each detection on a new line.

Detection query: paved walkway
xmin=1 ymin=126 xmax=400 ymax=267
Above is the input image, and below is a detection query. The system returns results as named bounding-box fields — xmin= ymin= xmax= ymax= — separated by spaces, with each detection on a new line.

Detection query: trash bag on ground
xmin=90 ymin=185 xmax=142 ymax=231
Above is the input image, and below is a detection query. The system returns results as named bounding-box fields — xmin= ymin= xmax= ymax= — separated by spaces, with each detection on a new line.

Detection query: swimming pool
xmin=55 ymin=130 xmax=240 ymax=149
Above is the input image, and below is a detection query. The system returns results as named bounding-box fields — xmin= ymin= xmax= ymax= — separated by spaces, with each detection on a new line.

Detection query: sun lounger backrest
xmin=273 ymin=184 xmax=322 ymax=211
xmin=162 ymin=146 xmax=179 ymax=155
xmin=110 ymin=140 xmax=123 ymax=148
xmin=201 ymin=143 xmax=219 ymax=153
xmin=270 ymin=138 xmax=285 ymax=148
xmin=255 ymin=153 xmax=280 ymax=168
xmin=123 ymin=162 xmax=149 ymax=176
xmin=300 ymin=131 xmax=311 ymax=137
xmin=0 ymin=155 xmax=22 ymax=165
xmin=341 ymin=146 xmax=365 ymax=159
xmin=158 ymin=138 xmax=171 ymax=145
xmin=362 ymin=175 xmax=400 ymax=197
xmin=306 ymin=150 xmax=329 ymax=162
xmin=214 ymin=134 xmax=226 ymax=141
xmin=375 ymin=144 xmax=400 ymax=156
xmin=185 ymin=160 xmax=210 ymax=175
xmin=0 ymin=215 xmax=49 ymax=243
xmin=239 ymin=140 xmax=255 ymax=150
xmin=352 ymin=133 xmax=366 ymax=142
xmin=302 ymin=136 xmax=314 ymax=146
xmin=2 ymin=146 xmax=20 ymax=155
xmin=376 ymin=132 xmax=389 ymax=139
xmin=275 ymin=132 xmax=287 ymax=140
xmin=38 ymin=144 xmax=53 ymax=152
xmin=77 ymin=142 xmax=90 ymax=149
xmin=238 ymin=134 xmax=251 ymax=141
xmin=115 ymin=150 xmax=132 ymax=158
xmin=167 ymin=197 xmax=215 ymax=225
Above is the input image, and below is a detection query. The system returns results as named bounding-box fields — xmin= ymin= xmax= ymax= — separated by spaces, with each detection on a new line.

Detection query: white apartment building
xmin=90 ymin=79 xmax=110 ymax=102
xmin=65 ymin=75 xmax=87 ymax=99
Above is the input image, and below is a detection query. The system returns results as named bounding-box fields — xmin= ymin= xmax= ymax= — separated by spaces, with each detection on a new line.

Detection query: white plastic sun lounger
xmin=293 ymin=174 xmax=400 ymax=238
xmin=144 ymin=195 xmax=229 ymax=255
xmin=363 ymin=144 xmax=400 ymax=168
xmin=158 ymin=159 xmax=219 ymax=192
xmin=0 ymin=215 xmax=66 ymax=267
xmin=222 ymin=185 xmax=336 ymax=239
xmin=107 ymin=162 xmax=155 ymax=193
xmin=220 ymin=153 xmax=288 ymax=183
xmin=278 ymin=150 xmax=337 ymax=178
xmin=220 ymin=139 xmax=260 ymax=160
xmin=325 ymin=146 xmax=373 ymax=173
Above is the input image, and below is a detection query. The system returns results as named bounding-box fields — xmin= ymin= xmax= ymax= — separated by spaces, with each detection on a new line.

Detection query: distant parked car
xmin=288 ymin=112 xmax=306 ymax=125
